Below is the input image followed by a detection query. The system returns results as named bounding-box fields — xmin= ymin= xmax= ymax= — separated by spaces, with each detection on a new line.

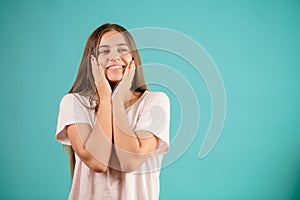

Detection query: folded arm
xmin=112 ymin=100 xmax=158 ymax=173
xmin=66 ymin=98 xmax=113 ymax=173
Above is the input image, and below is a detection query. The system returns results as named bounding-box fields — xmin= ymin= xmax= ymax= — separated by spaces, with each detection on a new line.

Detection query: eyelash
xmin=99 ymin=50 xmax=109 ymax=54
xmin=99 ymin=48 xmax=128 ymax=55
xmin=119 ymin=48 xmax=128 ymax=53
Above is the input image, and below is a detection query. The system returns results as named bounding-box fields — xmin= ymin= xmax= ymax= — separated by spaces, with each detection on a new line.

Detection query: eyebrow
xmin=98 ymin=43 xmax=128 ymax=48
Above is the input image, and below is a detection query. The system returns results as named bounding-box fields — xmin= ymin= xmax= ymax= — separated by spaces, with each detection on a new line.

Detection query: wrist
xmin=112 ymin=97 xmax=126 ymax=110
xmin=112 ymin=92 xmax=124 ymax=103
xmin=99 ymin=95 xmax=111 ymax=104
xmin=112 ymin=97 xmax=124 ymax=105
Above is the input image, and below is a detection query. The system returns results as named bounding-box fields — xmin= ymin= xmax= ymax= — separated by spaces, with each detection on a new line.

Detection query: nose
xmin=109 ymin=49 xmax=121 ymax=61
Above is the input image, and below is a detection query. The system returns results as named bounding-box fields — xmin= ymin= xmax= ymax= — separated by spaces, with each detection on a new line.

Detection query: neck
xmin=109 ymin=81 xmax=118 ymax=92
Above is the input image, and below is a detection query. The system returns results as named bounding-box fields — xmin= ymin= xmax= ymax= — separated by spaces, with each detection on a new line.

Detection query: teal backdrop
xmin=1 ymin=0 xmax=299 ymax=199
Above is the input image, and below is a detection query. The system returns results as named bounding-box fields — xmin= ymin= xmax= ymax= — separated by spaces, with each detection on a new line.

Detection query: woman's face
xmin=97 ymin=30 xmax=133 ymax=82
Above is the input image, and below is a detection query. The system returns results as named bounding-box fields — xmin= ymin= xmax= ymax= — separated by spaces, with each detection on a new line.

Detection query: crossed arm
xmin=66 ymin=95 xmax=158 ymax=173
xmin=66 ymin=98 xmax=112 ymax=173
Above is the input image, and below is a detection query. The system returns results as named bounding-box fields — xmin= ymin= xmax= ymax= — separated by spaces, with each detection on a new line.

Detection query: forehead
xmin=99 ymin=30 xmax=127 ymax=46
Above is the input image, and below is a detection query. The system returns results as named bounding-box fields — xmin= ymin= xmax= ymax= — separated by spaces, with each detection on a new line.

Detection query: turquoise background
xmin=1 ymin=0 xmax=300 ymax=199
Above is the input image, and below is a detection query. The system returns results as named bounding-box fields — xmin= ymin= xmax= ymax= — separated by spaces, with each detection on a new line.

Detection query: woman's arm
xmin=67 ymin=97 xmax=112 ymax=173
xmin=112 ymin=100 xmax=158 ymax=172
xmin=111 ymin=61 xmax=158 ymax=172
xmin=65 ymin=56 xmax=113 ymax=173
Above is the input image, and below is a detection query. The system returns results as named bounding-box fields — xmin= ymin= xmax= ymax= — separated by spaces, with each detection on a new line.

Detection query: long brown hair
xmin=63 ymin=23 xmax=147 ymax=179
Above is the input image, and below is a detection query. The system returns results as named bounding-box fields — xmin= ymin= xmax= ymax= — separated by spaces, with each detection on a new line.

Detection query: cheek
xmin=121 ymin=53 xmax=132 ymax=64
xmin=97 ymin=56 xmax=107 ymax=68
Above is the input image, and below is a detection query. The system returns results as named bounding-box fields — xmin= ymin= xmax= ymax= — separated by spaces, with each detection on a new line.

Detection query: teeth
xmin=108 ymin=65 xmax=123 ymax=69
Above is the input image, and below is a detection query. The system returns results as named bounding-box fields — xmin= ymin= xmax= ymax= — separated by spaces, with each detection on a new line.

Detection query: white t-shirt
xmin=55 ymin=90 xmax=170 ymax=200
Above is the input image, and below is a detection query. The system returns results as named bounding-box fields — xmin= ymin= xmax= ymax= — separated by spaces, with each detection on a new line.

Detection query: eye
xmin=119 ymin=48 xmax=128 ymax=53
xmin=99 ymin=49 xmax=110 ymax=55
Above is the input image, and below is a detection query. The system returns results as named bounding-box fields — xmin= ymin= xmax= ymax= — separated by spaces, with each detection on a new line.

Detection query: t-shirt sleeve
xmin=55 ymin=94 xmax=91 ymax=145
xmin=134 ymin=92 xmax=170 ymax=156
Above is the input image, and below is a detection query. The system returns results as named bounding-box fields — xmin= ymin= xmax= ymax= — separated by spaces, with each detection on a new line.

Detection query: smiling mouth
xmin=106 ymin=65 xmax=125 ymax=70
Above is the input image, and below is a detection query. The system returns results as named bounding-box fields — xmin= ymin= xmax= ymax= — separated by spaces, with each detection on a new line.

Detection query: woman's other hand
xmin=112 ymin=60 xmax=135 ymax=105
xmin=91 ymin=55 xmax=112 ymax=99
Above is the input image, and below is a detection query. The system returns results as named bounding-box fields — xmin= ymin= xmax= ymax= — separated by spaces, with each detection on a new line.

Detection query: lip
xmin=106 ymin=64 xmax=125 ymax=70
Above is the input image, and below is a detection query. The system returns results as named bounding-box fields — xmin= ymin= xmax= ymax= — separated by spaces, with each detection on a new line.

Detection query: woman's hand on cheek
xmin=112 ymin=60 xmax=135 ymax=105
xmin=91 ymin=55 xmax=112 ymax=98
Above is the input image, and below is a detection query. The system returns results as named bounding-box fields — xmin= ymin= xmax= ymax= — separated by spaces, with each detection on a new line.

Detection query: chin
xmin=106 ymin=71 xmax=124 ymax=81
xmin=107 ymin=77 xmax=123 ymax=82
xmin=109 ymin=79 xmax=121 ymax=83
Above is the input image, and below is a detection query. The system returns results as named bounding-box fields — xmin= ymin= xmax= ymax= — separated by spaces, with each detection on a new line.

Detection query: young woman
xmin=55 ymin=23 xmax=170 ymax=200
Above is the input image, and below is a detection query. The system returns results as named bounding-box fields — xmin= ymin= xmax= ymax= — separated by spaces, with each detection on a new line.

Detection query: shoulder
xmin=145 ymin=90 xmax=169 ymax=99
xmin=59 ymin=93 xmax=74 ymax=107
xmin=60 ymin=93 xmax=78 ymax=105
xmin=143 ymin=91 xmax=170 ymax=106
xmin=60 ymin=93 xmax=74 ymax=102
xmin=60 ymin=93 xmax=92 ymax=108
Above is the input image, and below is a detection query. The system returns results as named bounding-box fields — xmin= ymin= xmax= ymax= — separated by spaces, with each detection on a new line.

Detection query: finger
xmin=92 ymin=56 xmax=106 ymax=77
xmin=129 ymin=61 xmax=135 ymax=73
xmin=123 ymin=62 xmax=130 ymax=77
xmin=91 ymin=56 xmax=97 ymax=74
xmin=91 ymin=55 xmax=100 ymax=83
xmin=128 ymin=61 xmax=135 ymax=80
xmin=91 ymin=55 xmax=101 ymax=72
xmin=97 ymin=62 xmax=105 ymax=77
xmin=91 ymin=55 xmax=103 ymax=69
xmin=91 ymin=55 xmax=96 ymax=68
xmin=129 ymin=60 xmax=135 ymax=69
xmin=125 ymin=60 xmax=134 ymax=76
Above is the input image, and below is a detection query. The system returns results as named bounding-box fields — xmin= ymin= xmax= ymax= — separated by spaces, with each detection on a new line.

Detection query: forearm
xmin=81 ymin=98 xmax=113 ymax=168
xmin=112 ymin=100 xmax=155 ymax=172
xmin=112 ymin=101 xmax=141 ymax=152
